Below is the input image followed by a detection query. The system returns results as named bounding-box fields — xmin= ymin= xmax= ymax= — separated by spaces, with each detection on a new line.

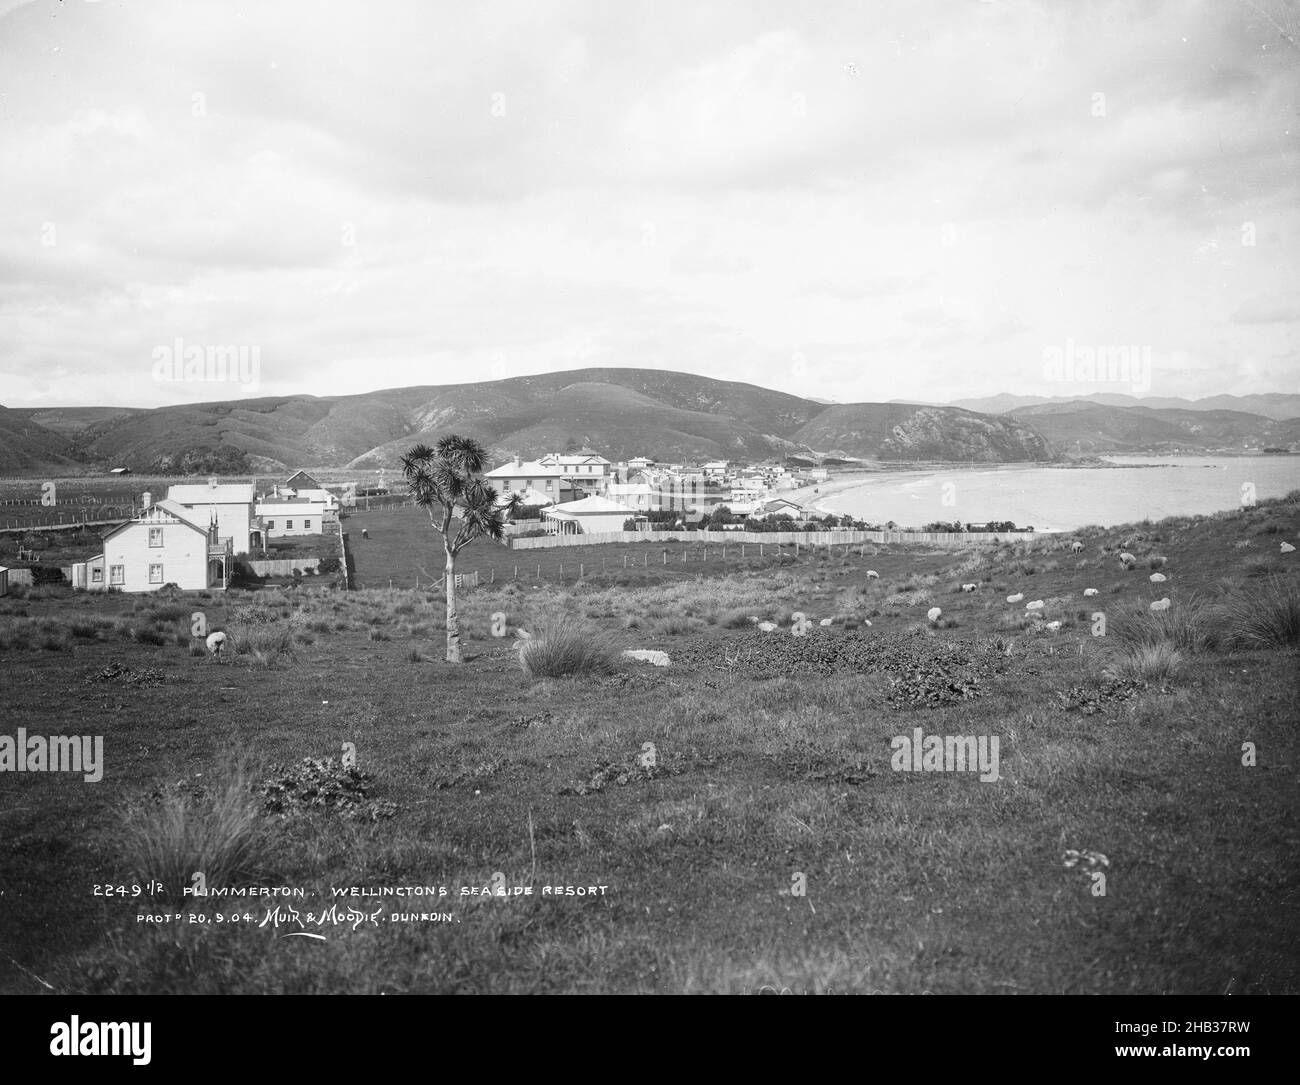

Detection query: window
xmin=110 ymin=565 xmax=124 ymax=585
xmin=91 ymin=568 xmax=103 ymax=584
xmin=286 ymin=520 xmax=294 ymax=530
xmin=266 ymin=520 xmax=275 ymax=530
xmin=149 ymin=564 xmax=163 ymax=584
xmin=148 ymin=527 xmax=163 ymax=547
xmin=304 ymin=519 xmax=312 ymax=531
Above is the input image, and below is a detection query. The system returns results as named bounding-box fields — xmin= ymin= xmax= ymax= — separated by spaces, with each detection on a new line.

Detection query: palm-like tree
xmin=401 ymin=435 xmax=516 ymax=663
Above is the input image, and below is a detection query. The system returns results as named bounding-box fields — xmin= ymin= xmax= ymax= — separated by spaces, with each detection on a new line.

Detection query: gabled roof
xmin=103 ymin=499 xmax=209 ymax=541
xmin=167 ymin=483 xmax=255 ymax=505
xmin=285 ymin=470 xmax=322 ymax=489
xmin=486 ymin=460 xmax=563 ymax=478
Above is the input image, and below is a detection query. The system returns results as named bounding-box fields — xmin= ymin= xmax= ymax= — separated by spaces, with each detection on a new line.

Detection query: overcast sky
xmin=1 ymin=0 xmax=1297 ymax=409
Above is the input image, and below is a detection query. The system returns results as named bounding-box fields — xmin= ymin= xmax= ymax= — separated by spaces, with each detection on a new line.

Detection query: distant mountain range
xmin=937 ymin=391 xmax=1300 ymax=422
xmin=2 ymin=370 xmax=1297 ymax=476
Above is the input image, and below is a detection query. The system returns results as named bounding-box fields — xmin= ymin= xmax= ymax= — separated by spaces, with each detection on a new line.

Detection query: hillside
xmin=1008 ymin=400 xmax=1300 ymax=454
xmin=3 ymin=369 xmax=1053 ymax=474
xmin=946 ymin=391 xmax=1300 ymax=422
xmin=0 ymin=405 xmax=86 ymax=473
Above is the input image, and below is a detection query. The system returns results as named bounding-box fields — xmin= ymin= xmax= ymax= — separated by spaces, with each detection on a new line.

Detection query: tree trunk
xmin=444 ymin=544 xmax=462 ymax=663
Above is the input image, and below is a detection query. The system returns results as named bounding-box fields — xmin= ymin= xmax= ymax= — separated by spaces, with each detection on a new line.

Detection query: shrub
xmin=1112 ymin=596 xmax=1222 ymax=654
xmin=230 ymin=622 xmax=298 ymax=667
xmin=517 ymin=615 xmax=620 ymax=679
xmin=317 ymin=556 xmax=341 ymax=574
xmin=1105 ymin=642 xmax=1183 ymax=684
xmin=120 ymin=762 xmax=267 ymax=904
xmin=1223 ymin=574 xmax=1300 ymax=649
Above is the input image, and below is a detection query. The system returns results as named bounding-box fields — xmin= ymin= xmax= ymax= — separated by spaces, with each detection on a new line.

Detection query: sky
xmin=1 ymin=0 xmax=1297 ymax=409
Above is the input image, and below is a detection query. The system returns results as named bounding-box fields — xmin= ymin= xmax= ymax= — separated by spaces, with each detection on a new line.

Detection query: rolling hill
xmin=945 ymin=391 xmax=1300 ymax=422
xmin=5 ymin=369 xmax=1297 ymax=476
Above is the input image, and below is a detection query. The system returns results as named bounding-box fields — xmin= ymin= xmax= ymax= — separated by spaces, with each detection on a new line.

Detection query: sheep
xmin=1045 ymin=620 xmax=1062 ymax=632
xmin=622 ymin=649 xmax=671 ymax=667
xmin=866 ymin=570 xmax=879 ymax=579
xmin=1119 ymin=552 xmax=1137 ymax=568
xmin=1006 ymin=593 xmax=1024 ymax=604
xmin=1083 ymin=588 xmax=1099 ymax=597
xmin=205 ymin=631 xmax=227 ymax=659
xmin=1149 ymin=572 xmax=1167 ymax=583
xmin=1283 ymin=542 xmax=1297 ymax=554
xmin=748 ymin=616 xmax=759 ymax=623
xmin=961 ymin=583 xmax=977 ymax=592
xmin=361 ymin=528 xmax=369 ymax=540
xmin=1149 ymin=598 xmax=1171 ymax=612
xmin=927 ymin=607 xmax=942 ymax=623
xmin=819 ymin=617 xmax=833 ymax=627
xmin=1070 ymin=541 xmax=1084 ymax=553
xmin=1025 ymin=600 xmax=1044 ymax=611
xmin=757 ymin=621 xmax=777 ymax=632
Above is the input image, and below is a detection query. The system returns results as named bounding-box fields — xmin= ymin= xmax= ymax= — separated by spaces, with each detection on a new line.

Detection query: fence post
xmin=559 ymin=563 xmax=563 ymax=580
xmin=490 ymin=568 xmax=495 ymax=583
xmin=663 ymin=551 xmax=667 ymax=565
xmin=579 ymin=563 xmax=584 ymax=578
xmin=536 ymin=564 xmax=540 ymax=578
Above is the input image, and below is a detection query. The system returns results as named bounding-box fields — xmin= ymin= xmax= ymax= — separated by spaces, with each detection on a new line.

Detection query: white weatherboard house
xmin=542 ymin=495 xmax=637 ymax=535
xmin=255 ymin=496 xmax=326 ymax=537
xmin=538 ymin=452 xmax=613 ymax=495
xmin=83 ymin=499 xmax=232 ymax=592
xmin=486 ymin=457 xmax=572 ymax=503
xmin=166 ymin=480 xmax=255 ymax=555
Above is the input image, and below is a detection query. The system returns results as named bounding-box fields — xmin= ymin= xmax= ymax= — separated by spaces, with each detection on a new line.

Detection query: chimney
xmin=514 ymin=454 xmax=522 ymax=468
xmin=141 ymin=491 xmax=151 ymax=509
xmin=208 ymin=477 xmax=218 ymax=489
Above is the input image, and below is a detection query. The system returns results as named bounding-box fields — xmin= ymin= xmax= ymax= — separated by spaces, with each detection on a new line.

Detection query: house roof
xmin=103 ymin=499 xmax=208 ymax=541
xmin=167 ymin=483 xmax=255 ymax=504
xmin=285 ymin=470 xmax=322 ymax=489
xmin=486 ymin=460 xmax=563 ymax=479
xmin=543 ymin=495 xmax=636 ymax=519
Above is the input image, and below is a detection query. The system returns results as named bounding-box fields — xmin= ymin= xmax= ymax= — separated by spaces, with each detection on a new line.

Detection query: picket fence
xmin=510 ymin=528 xmax=1045 ymax=550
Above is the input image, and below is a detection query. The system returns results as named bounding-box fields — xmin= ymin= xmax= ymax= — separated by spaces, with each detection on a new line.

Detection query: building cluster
xmin=72 ymin=471 xmax=343 ymax=593
xmin=487 ymin=449 xmax=827 ymax=535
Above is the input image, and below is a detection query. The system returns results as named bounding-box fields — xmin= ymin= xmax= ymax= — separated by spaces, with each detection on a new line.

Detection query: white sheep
xmin=961 ymin=583 xmax=977 ymax=592
xmin=1149 ymin=572 xmax=1167 ymax=583
xmin=622 ymin=649 xmax=671 ymax=667
xmin=757 ymin=621 xmax=777 ymax=632
xmin=927 ymin=607 xmax=942 ymax=623
xmin=1282 ymin=542 xmax=1296 ymax=554
xmin=1045 ymin=620 xmax=1062 ymax=632
xmin=1119 ymin=552 xmax=1137 ymax=567
xmin=205 ymin=631 xmax=227 ymax=658
xmin=1070 ymin=541 xmax=1084 ymax=553
xmin=748 ymin=616 xmax=759 ymax=623
xmin=819 ymin=617 xmax=833 ymax=627
xmin=1150 ymin=598 xmax=1171 ymax=612
xmin=1083 ymin=588 xmax=1099 ymax=597
xmin=866 ymin=570 xmax=879 ymax=579
xmin=1025 ymin=600 xmax=1044 ymax=611
xmin=1007 ymin=593 xmax=1024 ymax=604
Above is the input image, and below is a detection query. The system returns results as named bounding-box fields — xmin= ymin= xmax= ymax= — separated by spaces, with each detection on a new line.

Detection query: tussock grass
xmin=517 ymin=615 xmax=621 ymax=679
xmin=120 ymin=762 xmax=269 ymax=904
xmin=1105 ymin=642 xmax=1183 ymax=684
xmin=1223 ymin=574 xmax=1300 ymax=649
xmin=1112 ymin=596 xmax=1222 ymax=655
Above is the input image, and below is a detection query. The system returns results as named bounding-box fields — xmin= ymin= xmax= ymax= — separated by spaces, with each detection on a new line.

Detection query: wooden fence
xmin=248 ymin=557 xmax=321 ymax=576
xmin=510 ymin=528 xmax=1045 ymax=550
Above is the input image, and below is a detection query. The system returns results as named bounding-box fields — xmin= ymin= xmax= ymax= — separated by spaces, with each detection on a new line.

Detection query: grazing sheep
xmin=757 ymin=621 xmax=777 ymax=632
xmin=622 ymin=649 xmax=671 ymax=667
xmin=1070 ymin=541 xmax=1084 ymax=553
xmin=1083 ymin=588 xmax=1099 ymax=597
xmin=1045 ymin=620 xmax=1062 ymax=632
xmin=748 ymin=616 xmax=759 ymax=623
xmin=1283 ymin=542 xmax=1296 ymax=554
xmin=1149 ymin=598 xmax=1171 ymax=612
xmin=927 ymin=607 xmax=942 ymax=623
xmin=1025 ymin=600 xmax=1044 ymax=611
xmin=961 ymin=583 xmax=977 ymax=592
xmin=866 ymin=570 xmax=879 ymax=579
xmin=1119 ymin=552 xmax=1137 ymax=568
xmin=1007 ymin=593 xmax=1024 ymax=604
xmin=361 ymin=528 xmax=369 ymax=540
xmin=1149 ymin=572 xmax=1167 ymax=583
xmin=819 ymin=617 xmax=833 ymax=627
xmin=205 ymin=631 xmax=227 ymax=658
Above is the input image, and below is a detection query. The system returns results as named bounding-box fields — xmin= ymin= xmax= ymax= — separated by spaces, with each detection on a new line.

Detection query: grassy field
xmin=0 ymin=494 xmax=1297 ymax=994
